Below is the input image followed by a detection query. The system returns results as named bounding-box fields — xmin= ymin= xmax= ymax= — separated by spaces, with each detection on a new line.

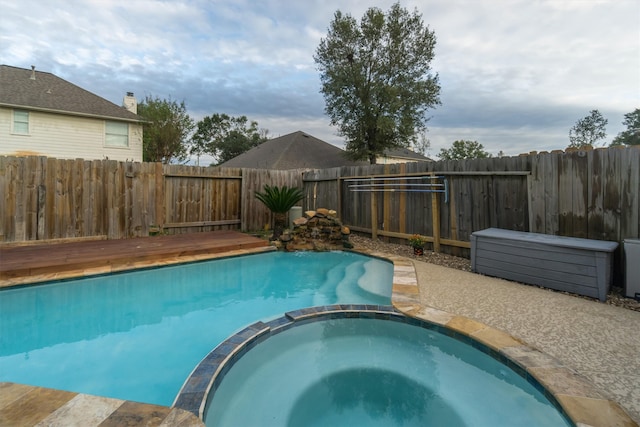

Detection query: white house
xmin=376 ymin=147 xmax=432 ymax=164
xmin=0 ymin=65 xmax=144 ymax=162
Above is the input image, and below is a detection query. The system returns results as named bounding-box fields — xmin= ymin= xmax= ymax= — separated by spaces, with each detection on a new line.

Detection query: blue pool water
xmin=206 ymin=317 xmax=573 ymax=427
xmin=0 ymin=251 xmax=392 ymax=405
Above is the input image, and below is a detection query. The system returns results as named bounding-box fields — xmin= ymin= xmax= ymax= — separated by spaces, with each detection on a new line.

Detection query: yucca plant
xmin=255 ymin=184 xmax=304 ymax=240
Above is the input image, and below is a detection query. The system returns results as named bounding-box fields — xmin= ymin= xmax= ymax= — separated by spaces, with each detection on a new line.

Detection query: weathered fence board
xmin=301 ymin=146 xmax=639 ymax=263
xmin=0 ymin=158 xmax=250 ymax=241
xmin=621 ymin=149 xmax=640 ymax=239
xmin=162 ymin=165 xmax=244 ymax=234
xmin=529 ymin=147 xmax=640 ymax=243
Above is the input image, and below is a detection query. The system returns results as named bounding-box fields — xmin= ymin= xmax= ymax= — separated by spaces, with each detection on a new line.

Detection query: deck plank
xmin=0 ymin=231 xmax=269 ymax=284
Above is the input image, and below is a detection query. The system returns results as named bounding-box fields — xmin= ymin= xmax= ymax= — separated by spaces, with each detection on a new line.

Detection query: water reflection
xmin=285 ymin=318 xmax=465 ymax=427
xmin=287 ymin=368 xmax=466 ymax=427
xmin=0 ymin=252 xmax=385 ymax=356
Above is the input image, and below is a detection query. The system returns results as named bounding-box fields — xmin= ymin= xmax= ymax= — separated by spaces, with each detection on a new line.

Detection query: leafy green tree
xmin=568 ymin=109 xmax=608 ymax=148
xmin=611 ymin=108 xmax=640 ymax=146
xmin=255 ymin=185 xmax=304 ymax=240
xmin=138 ymin=96 xmax=194 ymax=164
xmin=412 ymin=132 xmax=431 ymax=157
xmin=438 ymin=140 xmax=491 ymax=160
xmin=191 ymin=114 xmax=268 ymax=165
xmin=314 ymin=2 xmax=441 ymax=164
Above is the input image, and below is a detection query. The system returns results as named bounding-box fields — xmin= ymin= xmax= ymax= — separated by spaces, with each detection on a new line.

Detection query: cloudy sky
xmin=1 ymin=0 xmax=638 ymax=160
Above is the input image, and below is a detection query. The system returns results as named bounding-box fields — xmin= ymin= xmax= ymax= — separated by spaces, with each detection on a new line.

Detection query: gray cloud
xmin=1 ymin=0 xmax=637 ymax=158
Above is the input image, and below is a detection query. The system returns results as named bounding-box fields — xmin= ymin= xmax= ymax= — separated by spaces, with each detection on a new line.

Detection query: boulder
xmin=279 ymin=233 xmax=292 ymax=242
xmin=293 ymin=217 xmax=308 ymax=226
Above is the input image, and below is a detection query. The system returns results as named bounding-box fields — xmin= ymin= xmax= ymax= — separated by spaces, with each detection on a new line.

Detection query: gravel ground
xmin=349 ymin=234 xmax=640 ymax=312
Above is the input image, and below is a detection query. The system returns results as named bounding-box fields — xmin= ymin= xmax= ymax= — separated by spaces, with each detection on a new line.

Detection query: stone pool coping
xmin=1 ymin=247 xmax=637 ymax=426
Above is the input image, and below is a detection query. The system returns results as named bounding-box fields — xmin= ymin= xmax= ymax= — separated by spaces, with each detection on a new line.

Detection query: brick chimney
xmin=123 ymin=92 xmax=137 ymax=114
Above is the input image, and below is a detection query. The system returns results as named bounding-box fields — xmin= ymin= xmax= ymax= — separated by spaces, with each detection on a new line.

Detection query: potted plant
xmin=408 ymin=234 xmax=427 ymax=256
xmin=255 ymin=184 xmax=305 ymax=240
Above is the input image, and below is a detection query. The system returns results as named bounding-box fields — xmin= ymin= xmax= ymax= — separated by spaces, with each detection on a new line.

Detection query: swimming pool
xmin=0 ymin=251 xmax=392 ymax=406
xmin=200 ymin=308 xmax=573 ymax=427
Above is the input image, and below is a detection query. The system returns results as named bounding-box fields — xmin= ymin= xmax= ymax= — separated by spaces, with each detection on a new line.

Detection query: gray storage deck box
xmin=471 ymin=228 xmax=618 ymax=302
xmin=624 ymin=239 xmax=640 ymax=300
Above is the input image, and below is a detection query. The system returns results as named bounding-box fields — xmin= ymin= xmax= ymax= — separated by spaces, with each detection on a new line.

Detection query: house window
xmin=105 ymin=121 xmax=129 ymax=147
xmin=13 ymin=110 xmax=29 ymax=134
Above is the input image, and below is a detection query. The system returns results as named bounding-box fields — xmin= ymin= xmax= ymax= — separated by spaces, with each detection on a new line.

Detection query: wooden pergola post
xmin=371 ymin=188 xmax=378 ymax=240
xmin=431 ymin=177 xmax=441 ymax=252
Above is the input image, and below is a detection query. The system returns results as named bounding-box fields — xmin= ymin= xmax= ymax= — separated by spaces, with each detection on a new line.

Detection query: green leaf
xmin=255 ymin=185 xmax=304 ymax=214
xmin=314 ymin=2 xmax=440 ymax=164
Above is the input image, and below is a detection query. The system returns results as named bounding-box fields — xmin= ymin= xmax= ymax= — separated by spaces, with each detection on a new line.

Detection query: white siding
xmin=0 ymin=107 xmax=142 ymax=161
xmin=376 ymin=155 xmax=422 ymax=164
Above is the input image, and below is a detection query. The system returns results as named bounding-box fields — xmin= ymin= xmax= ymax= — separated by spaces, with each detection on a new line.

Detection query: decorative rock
xmin=280 ymin=233 xmax=292 ymax=242
xmin=286 ymin=242 xmax=315 ymax=251
xmin=276 ymin=207 xmax=350 ymax=252
xmin=313 ymin=242 xmax=329 ymax=251
xmin=293 ymin=217 xmax=308 ymax=226
xmin=329 ymin=231 xmax=342 ymax=240
xmin=270 ymin=240 xmax=283 ymax=250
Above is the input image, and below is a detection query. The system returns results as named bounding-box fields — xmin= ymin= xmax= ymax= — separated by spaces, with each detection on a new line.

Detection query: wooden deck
xmin=0 ymin=231 xmax=270 ymax=287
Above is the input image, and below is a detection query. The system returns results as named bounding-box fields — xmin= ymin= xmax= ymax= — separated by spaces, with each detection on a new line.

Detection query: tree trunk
xmin=271 ymin=212 xmax=287 ymax=240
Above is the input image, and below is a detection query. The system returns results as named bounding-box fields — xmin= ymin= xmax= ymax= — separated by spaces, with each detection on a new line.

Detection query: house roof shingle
xmin=219 ymin=131 xmax=367 ymax=170
xmin=0 ymin=65 xmax=142 ymax=122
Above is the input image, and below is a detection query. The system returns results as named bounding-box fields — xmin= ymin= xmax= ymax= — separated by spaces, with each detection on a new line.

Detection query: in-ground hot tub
xmin=176 ymin=306 xmax=573 ymax=427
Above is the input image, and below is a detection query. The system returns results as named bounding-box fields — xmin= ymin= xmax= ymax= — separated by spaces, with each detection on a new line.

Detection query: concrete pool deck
xmin=1 ymin=244 xmax=638 ymax=426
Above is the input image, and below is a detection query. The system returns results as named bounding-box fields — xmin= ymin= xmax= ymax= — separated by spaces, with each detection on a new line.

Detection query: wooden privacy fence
xmin=1 ymin=146 xmax=638 ymax=252
xmin=302 ymin=146 xmax=640 ymax=257
xmin=0 ymin=156 xmax=302 ymax=243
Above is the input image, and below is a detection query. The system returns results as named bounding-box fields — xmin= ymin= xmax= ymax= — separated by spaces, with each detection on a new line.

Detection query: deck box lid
xmin=471 ymin=228 xmax=618 ymax=252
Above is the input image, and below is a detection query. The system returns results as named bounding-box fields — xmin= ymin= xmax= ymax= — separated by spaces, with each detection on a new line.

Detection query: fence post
xmin=336 ymin=175 xmax=342 ymax=221
xmin=431 ymin=188 xmax=441 ymax=252
xmin=371 ymin=189 xmax=378 ymax=240
xmin=399 ymin=163 xmax=406 ymax=236
xmin=383 ymin=165 xmax=391 ymax=242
